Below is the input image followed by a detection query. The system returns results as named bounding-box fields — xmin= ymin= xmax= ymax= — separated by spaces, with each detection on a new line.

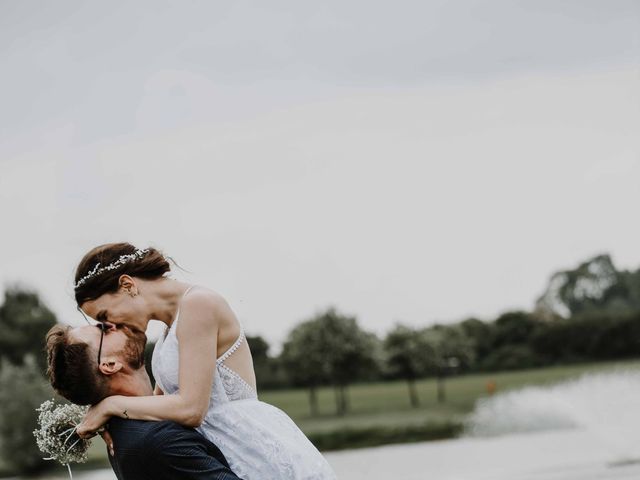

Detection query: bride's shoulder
xmin=181 ymin=286 xmax=233 ymax=319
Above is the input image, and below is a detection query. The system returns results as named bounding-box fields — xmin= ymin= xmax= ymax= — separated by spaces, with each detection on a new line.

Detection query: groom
xmin=45 ymin=322 xmax=242 ymax=480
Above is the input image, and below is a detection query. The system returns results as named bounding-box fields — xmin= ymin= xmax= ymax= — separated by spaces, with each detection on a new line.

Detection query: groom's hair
xmin=45 ymin=324 xmax=110 ymax=405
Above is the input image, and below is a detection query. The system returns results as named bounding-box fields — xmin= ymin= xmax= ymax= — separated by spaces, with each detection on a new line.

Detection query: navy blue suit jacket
xmin=107 ymin=418 xmax=242 ymax=480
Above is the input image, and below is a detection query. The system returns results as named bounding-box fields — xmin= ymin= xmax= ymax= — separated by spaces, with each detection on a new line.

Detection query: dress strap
xmin=172 ymin=285 xmax=196 ymax=324
xmin=216 ymin=327 xmax=245 ymax=365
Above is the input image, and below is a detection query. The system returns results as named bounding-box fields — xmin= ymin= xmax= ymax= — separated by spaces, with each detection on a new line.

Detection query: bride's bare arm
xmin=77 ymin=291 xmax=231 ymax=437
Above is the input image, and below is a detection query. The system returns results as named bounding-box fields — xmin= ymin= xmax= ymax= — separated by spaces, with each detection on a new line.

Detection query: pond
xmin=32 ymin=426 xmax=640 ymax=480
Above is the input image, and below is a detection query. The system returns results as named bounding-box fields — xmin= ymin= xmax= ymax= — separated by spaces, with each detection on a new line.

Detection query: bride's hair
xmin=74 ymin=242 xmax=171 ymax=306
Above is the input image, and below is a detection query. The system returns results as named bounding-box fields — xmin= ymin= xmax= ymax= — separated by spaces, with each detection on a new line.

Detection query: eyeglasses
xmin=77 ymin=307 xmax=108 ymax=365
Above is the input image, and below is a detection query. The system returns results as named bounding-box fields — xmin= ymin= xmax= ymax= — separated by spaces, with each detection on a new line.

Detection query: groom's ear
xmin=98 ymin=357 xmax=124 ymax=376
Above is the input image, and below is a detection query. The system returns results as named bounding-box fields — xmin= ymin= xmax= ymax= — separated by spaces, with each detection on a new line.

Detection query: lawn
xmin=261 ymin=359 xmax=640 ymax=446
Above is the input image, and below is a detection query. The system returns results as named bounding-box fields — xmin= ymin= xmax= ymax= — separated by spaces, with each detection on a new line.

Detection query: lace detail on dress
xmin=218 ymin=364 xmax=258 ymax=401
xmin=215 ymin=327 xmax=257 ymax=400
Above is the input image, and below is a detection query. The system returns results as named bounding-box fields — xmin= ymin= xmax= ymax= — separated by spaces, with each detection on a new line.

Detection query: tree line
xmin=251 ymin=307 xmax=640 ymax=414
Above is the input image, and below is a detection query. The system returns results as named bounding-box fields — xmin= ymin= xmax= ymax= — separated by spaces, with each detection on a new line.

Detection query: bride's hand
xmin=76 ymin=397 xmax=114 ymax=439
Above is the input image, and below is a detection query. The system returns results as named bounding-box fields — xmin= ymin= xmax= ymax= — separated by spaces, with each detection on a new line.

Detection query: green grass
xmin=76 ymin=359 xmax=640 ymax=465
xmin=261 ymin=359 xmax=640 ymax=445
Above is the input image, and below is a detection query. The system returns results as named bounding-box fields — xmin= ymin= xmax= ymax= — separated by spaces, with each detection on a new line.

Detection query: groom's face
xmin=69 ymin=323 xmax=147 ymax=370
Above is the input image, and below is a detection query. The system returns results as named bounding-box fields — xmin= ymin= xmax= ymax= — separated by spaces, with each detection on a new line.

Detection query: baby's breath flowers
xmin=33 ymin=399 xmax=92 ymax=478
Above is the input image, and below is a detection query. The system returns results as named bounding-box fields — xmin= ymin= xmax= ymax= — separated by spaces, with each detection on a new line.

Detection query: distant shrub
xmin=531 ymin=311 xmax=640 ymax=362
xmin=307 ymin=421 xmax=464 ymax=451
xmin=0 ymin=356 xmax=55 ymax=475
xmin=479 ymin=344 xmax=544 ymax=371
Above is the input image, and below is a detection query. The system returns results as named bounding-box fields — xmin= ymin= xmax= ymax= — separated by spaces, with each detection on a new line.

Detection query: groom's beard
xmin=120 ymin=326 xmax=147 ymax=370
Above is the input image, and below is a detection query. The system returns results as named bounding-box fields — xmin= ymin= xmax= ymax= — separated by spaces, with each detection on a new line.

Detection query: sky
xmin=1 ymin=1 xmax=639 ymax=350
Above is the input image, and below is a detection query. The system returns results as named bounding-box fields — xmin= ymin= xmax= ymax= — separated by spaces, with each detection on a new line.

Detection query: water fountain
xmin=466 ymin=369 xmax=640 ymax=470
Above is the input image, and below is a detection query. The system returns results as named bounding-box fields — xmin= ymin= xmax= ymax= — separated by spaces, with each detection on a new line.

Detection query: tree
xmin=476 ymin=311 xmax=543 ymax=371
xmin=422 ymin=325 xmax=475 ymax=403
xmin=383 ymin=324 xmax=437 ymax=407
xmin=534 ymin=254 xmax=640 ymax=319
xmin=247 ymin=335 xmax=270 ymax=361
xmin=0 ymin=356 xmax=54 ymax=474
xmin=320 ymin=309 xmax=381 ymax=415
xmin=492 ymin=311 xmax=540 ymax=348
xmin=530 ymin=311 xmax=640 ymax=363
xmin=281 ymin=307 xmax=380 ymax=416
xmin=247 ymin=335 xmax=269 ymax=390
xmin=459 ymin=317 xmax=494 ymax=367
xmin=281 ymin=321 xmax=332 ymax=416
xmin=246 ymin=335 xmax=288 ymax=390
xmin=0 ymin=287 xmax=57 ymax=372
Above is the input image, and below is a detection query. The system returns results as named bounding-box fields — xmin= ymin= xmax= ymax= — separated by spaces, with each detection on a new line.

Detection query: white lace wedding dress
xmin=151 ymin=295 xmax=337 ymax=480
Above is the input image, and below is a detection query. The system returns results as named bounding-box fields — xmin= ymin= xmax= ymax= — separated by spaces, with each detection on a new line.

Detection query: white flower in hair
xmin=75 ymin=248 xmax=149 ymax=289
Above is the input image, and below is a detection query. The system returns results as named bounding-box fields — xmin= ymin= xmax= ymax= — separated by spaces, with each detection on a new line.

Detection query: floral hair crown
xmin=74 ymin=248 xmax=150 ymax=289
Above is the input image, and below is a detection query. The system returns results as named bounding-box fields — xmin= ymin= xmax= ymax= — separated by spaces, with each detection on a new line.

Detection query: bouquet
xmin=33 ymin=399 xmax=92 ymax=478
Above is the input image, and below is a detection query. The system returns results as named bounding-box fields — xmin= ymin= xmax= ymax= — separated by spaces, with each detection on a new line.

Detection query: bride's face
xmin=81 ymin=289 xmax=148 ymax=333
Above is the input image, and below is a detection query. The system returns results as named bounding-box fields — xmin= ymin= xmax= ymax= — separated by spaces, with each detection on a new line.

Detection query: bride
xmin=75 ymin=243 xmax=337 ymax=480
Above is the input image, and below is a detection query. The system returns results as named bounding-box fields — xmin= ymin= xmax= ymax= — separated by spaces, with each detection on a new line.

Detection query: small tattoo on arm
xmin=122 ymin=410 xmax=129 ymax=419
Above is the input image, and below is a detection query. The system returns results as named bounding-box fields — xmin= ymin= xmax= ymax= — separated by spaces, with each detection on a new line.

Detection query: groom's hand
xmin=100 ymin=426 xmax=115 ymax=457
